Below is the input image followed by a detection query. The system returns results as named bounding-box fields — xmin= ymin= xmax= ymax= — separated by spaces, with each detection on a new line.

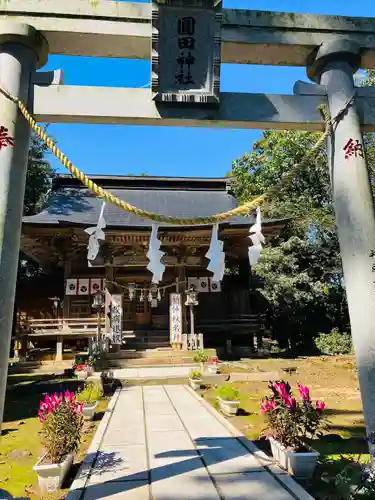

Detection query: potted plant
xmin=100 ymin=369 xmax=115 ymax=395
xmin=73 ymin=363 xmax=89 ymax=380
xmin=76 ymin=382 xmax=103 ymax=421
xmin=33 ymin=390 xmax=83 ymax=492
xmin=260 ymin=381 xmax=326 ymax=479
xmin=216 ymin=383 xmax=240 ymax=416
xmin=193 ymin=350 xmax=209 ymax=373
xmin=86 ymin=356 xmax=96 ymax=376
xmin=207 ymin=356 xmax=220 ymax=374
xmin=189 ymin=369 xmax=203 ymax=390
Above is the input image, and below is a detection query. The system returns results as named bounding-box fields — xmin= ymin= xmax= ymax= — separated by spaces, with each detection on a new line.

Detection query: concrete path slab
xmin=70 ymin=385 xmax=314 ymax=500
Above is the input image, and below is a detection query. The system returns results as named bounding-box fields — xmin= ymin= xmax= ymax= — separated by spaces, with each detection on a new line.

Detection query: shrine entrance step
xmin=99 ymin=348 xmax=217 ymax=368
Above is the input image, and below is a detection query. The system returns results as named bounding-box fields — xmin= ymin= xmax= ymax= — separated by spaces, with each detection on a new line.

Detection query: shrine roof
xmin=22 ymin=174 xmax=287 ymax=229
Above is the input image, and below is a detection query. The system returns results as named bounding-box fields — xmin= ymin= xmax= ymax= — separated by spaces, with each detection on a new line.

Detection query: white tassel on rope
xmin=147 ymin=224 xmax=165 ymax=284
xmin=85 ymin=201 xmax=106 ymax=264
xmin=248 ymin=207 xmax=265 ymax=266
xmin=205 ymin=223 xmax=225 ymax=282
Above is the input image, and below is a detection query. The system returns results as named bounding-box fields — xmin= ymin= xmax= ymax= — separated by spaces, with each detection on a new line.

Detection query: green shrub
xmin=216 ymin=383 xmax=240 ymax=401
xmin=189 ymin=369 xmax=202 ymax=380
xmin=76 ymin=382 xmax=103 ymax=404
xmin=193 ymin=350 xmax=209 ymax=363
xmin=315 ymin=328 xmax=353 ymax=355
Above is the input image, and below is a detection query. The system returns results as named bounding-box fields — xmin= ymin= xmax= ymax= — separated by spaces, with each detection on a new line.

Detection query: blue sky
xmin=42 ymin=0 xmax=375 ymax=178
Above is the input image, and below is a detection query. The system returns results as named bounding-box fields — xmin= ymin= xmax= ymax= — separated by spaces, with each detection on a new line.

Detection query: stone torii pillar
xmin=308 ymin=40 xmax=375 ymax=455
xmin=0 ymin=22 xmax=48 ymax=432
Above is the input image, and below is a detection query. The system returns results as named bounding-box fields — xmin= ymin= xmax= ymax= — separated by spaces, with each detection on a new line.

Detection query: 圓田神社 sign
xmin=151 ymin=0 xmax=222 ymax=104
xmin=169 ymin=293 xmax=183 ymax=344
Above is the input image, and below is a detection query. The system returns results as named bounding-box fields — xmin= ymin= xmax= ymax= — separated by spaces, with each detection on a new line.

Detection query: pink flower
xmin=316 ymin=400 xmax=326 ymax=411
xmin=284 ymin=395 xmax=297 ymax=411
xmin=273 ymin=382 xmax=288 ymax=398
xmin=37 ymin=389 xmax=82 ymax=421
xmin=64 ymin=389 xmax=76 ymax=403
xmin=297 ymin=383 xmax=311 ymax=402
xmin=260 ymin=398 xmax=277 ymax=413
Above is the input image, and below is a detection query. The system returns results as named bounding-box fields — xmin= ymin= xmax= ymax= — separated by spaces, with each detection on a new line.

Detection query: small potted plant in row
xmin=73 ymin=363 xmax=89 ymax=380
xmin=33 ymin=390 xmax=83 ymax=492
xmin=260 ymin=380 xmax=327 ymax=479
xmin=216 ymin=383 xmax=240 ymax=416
xmin=101 ymin=369 xmax=115 ymax=395
xmin=193 ymin=350 xmax=209 ymax=373
xmin=207 ymin=356 xmax=220 ymax=374
xmin=76 ymin=382 xmax=103 ymax=421
xmin=73 ymin=356 xmax=96 ymax=379
xmin=189 ymin=369 xmax=203 ymax=390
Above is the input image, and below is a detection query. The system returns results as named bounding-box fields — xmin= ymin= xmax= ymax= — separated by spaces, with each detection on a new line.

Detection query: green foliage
xmin=24 ymin=129 xmax=54 ymax=216
xmin=189 ymin=369 xmax=202 ymax=380
xmin=193 ymin=350 xmax=209 ymax=363
xmin=315 ymin=328 xmax=353 ymax=356
xmin=76 ymin=382 xmax=103 ymax=404
xmin=40 ymin=401 xmax=83 ymax=464
xmin=321 ymin=456 xmax=375 ymax=499
xmin=216 ymin=383 xmax=240 ymax=401
xmin=230 ymin=72 xmax=375 ymax=349
xmin=87 ymin=356 xmax=96 ymax=367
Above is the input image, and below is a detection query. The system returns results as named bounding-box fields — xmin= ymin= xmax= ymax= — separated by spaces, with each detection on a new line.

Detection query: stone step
xmin=104 ymin=358 xmax=197 ymax=368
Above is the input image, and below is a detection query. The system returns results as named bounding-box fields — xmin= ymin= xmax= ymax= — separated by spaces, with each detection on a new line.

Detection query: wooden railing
xmin=17 ymin=317 xmax=105 ymax=336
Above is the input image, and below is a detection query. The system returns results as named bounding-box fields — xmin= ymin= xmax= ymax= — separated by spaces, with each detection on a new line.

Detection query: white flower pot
xmin=82 ymin=401 xmax=98 ymax=421
xmin=217 ymin=397 xmax=240 ymax=416
xmin=269 ymin=437 xmax=289 ymax=470
xmin=74 ymin=370 xmax=88 ymax=380
xmin=207 ymin=365 xmax=218 ymax=374
xmin=33 ymin=452 xmax=74 ymax=493
xmin=287 ymin=447 xmax=320 ymax=480
xmin=189 ymin=378 xmax=202 ymax=390
xmin=269 ymin=438 xmax=319 ymax=479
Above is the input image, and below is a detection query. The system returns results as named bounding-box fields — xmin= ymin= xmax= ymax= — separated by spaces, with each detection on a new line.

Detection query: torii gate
xmin=1 ymin=2 xmax=375 ymax=452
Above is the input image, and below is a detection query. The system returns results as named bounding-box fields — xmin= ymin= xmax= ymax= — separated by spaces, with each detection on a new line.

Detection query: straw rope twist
xmin=0 ymin=85 xmax=332 ymax=226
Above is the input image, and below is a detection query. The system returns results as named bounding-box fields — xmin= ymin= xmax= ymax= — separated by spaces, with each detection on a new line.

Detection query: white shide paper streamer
xmin=146 ymin=224 xmax=165 ymax=284
xmin=205 ymin=223 xmax=225 ymax=282
xmin=85 ymin=202 xmax=106 ymax=264
xmin=248 ymin=207 xmax=265 ymax=266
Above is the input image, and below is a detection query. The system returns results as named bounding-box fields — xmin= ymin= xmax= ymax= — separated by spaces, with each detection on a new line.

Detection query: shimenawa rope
xmin=0 ymin=85 xmax=332 ymax=226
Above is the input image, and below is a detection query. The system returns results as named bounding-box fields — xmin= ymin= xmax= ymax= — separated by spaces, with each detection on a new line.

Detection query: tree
xmin=24 ymin=129 xmax=54 ymax=216
xmin=18 ymin=130 xmax=54 ymax=280
xmin=231 ymin=76 xmax=375 ymax=351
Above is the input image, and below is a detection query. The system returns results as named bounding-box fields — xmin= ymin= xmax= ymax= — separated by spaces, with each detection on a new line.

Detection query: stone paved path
xmin=73 ymin=385 xmax=312 ymax=500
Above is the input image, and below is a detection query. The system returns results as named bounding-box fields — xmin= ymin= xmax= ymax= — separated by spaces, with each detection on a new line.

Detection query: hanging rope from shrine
xmin=0 ymin=85 xmax=332 ymax=226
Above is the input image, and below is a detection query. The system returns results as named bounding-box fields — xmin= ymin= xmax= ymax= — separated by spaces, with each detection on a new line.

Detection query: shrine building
xmin=14 ymin=174 xmax=288 ymax=361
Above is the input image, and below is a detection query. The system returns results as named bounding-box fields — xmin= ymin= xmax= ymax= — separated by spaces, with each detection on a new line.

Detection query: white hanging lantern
xmin=157 ymin=289 xmax=161 ymax=302
xmin=139 ymin=289 xmax=144 ymax=302
xmin=148 ymin=290 xmax=153 ymax=303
